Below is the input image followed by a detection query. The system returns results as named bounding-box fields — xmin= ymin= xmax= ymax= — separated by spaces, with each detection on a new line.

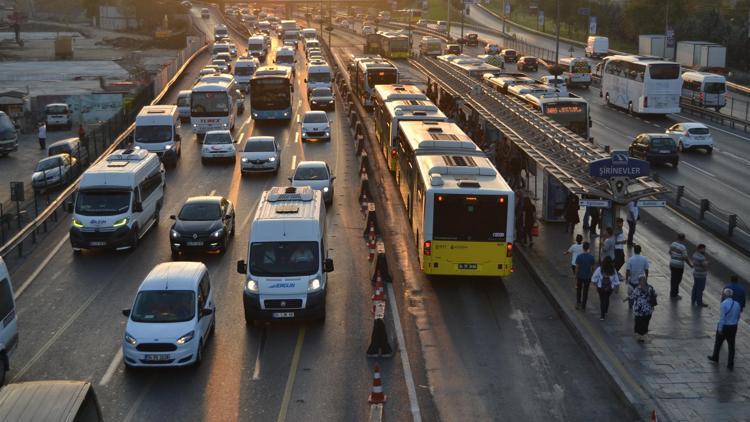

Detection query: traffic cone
xmin=360 ymin=192 xmax=368 ymax=217
xmin=368 ymin=237 xmax=376 ymax=262
xmin=368 ymin=364 xmax=387 ymax=404
xmin=650 ymin=410 xmax=657 ymax=422
xmin=368 ymin=222 xmax=376 ymax=244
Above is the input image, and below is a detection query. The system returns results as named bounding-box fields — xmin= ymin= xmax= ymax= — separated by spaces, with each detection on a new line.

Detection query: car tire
xmin=124 ymin=361 xmax=137 ymax=372
xmin=605 ymin=93 xmax=611 ymax=107
xmin=628 ymin=102 xmax=634 ymax=114
xmin=201 ymin=158 xmax=207 ymax=165
xmin=72 ymin=248 xmax=82 ymax=256
xmin=230 ymin=220 xmax=236 ymax=237
xmin=678 ymin=141 xmax=684 ymax=152
xmin=129 ymin=226 xmax=139 ymax=251
xmin=194 ymin=340 xmax=203 ymax=366
xmin=706 ymin=147 xmax=713 ymax=154
xmin=0 ymin=356 xmax=6 ymax=386
xmin=244 ymin=311 xmax=255 ymax=326
xmin=672 ymin=160 xmax=679 ymax=168
xmin=171 ymin=250 xmax=179 ymax=260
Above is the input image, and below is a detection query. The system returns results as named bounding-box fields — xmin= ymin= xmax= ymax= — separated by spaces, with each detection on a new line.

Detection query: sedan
xmin=485 ymin=44 xmax=500 ymax=55
xmin=211 ymin=59 xmax=229 ymax=74
xmin=240 ymin=136 xmax=281 ymax=174
xmin=201 ymin=130 xmax=238 ymax=163
xmin=169 ymin=196 xmax=235 ymax=257
xmin=309 ymin=87 xmax=335 ymax=110
xmin=665 ymin=122 xmax=714 ymax=153
xmin=31 ymin=153 xmax=77 ymax=192
xmin=289 ymin=160 xmax=335 ymax=205
xmin=228 ymin=43 xmax=238 ymax=56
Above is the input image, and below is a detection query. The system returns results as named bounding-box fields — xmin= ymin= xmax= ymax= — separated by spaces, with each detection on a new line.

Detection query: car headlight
xmin=113 ymin=217 xmax=129 ymax=228
xmin=72 ymin=218 xmax=84 ymax=229
xmin=322 ymin=187 xmax=329 ymax=192
xmin=176 ymin=330 xmax=195 ymax=345
xmin=302 ymin=132 xmax=307 ymax=136
xmin=170 ymin=229 xmax=179 ymax=238
xmin=241 ymin=157 xmax=249 ymax=162
xmin=307 ymin=278 xmax=322 ymax=292
xmin=210 ymin=228 xmax=225 ymax=238
xmin=165 ymin=144 xmax=173 ymax=150
xmin=268 ymin=156 xmax=276 ymax=162
xmin=222 ymin=123 xmax=228 ymax=128
xmin=246 ymin=279 xmax=259 ymax=293
xmin=283 ymin=112 xmax=289 ymax=116
xmin=324 ymin=131 xmax=330 ymax=136
xmin=124 ymin=332 xmax=137 ymax=346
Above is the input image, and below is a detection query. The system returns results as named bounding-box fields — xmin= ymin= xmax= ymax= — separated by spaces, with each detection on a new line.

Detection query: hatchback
xmin=665 ymin=122 xmax=714 ymax=153
xmin=300 ymin=111 xmax=332 ymax=142
xmin=31 ymin=153 xmax=77 ymax=192
xmin=501 ymin=49 xmax=518 ymax=63
xmin=240 ymin=136 xmax=281 ymax=174
xmin=485 ymin=44 xmax=500 ymax=55
xmin=308 ymin=87 xmax=335 ymax=110
xmin=289 ymin=160 xmax=335 ymax=204
xmin=629 ymin=133 xmax=679 ymax=167
xmin=201 ymin=130 xmax=238 ymax=163
xmin=169 ymin=196 xmax=235 ymax=257
xmin=517 ymin=56 xmax=539 ymax=72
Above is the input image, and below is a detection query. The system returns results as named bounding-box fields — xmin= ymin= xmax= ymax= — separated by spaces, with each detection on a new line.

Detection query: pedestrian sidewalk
xmin=518 ymin=208 xmax=750 ymax=421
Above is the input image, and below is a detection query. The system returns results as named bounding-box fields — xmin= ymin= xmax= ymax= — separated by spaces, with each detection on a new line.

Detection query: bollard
xmin=700 ymin=199 xmax=710 ymax=219
xmin=359 ymin=178 xmax=371 ymax=203
xmin=367 ymin=363 xmax=388 ymax=402
xmin=359 ymin=152 xmax=369 ymax=179
xmin=371 ymin=243 xmax=392 ymax=284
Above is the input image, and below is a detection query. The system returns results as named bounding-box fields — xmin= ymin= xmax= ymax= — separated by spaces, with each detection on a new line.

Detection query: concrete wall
xmin=98 ymin=5 xmax=138 ymax=30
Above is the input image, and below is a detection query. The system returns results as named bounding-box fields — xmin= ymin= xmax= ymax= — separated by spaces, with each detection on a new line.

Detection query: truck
xmin=278 ymin=19 xmax=297 ymax=38
xmin=585 ymin=36 xmax=608 ymax=58
xmin=676 ymin=41 xmax=726 ymax=71
xmin=638 ymin=34 xmax=673 ymax=60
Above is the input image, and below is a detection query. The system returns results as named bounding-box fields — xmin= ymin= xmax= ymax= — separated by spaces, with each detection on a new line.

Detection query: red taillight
xmin=424 ymin=241 xmax=431 ymax=256
xmin=391 ymin=147 xmax=397 ymax=158
xmin=506 ymin=243 xmax=513 ymax=257
xmin=643 ymin=96 xmax=648 ymax=108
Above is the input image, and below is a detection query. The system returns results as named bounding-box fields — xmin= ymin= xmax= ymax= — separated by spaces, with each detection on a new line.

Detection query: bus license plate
xmin=273 ymin=312 xmax=295 ymax=318
xmin=144 ymin=354 xmax=171 ymax=361
xmin=458 ymin=263 xmax=478 ymax=270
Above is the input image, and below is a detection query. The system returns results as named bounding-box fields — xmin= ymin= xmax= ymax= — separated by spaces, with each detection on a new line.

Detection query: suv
xmin=485 ymin=44 xmax=500 ymax=55
xmin=629 ymin=133 xmax=679 ymax=167
xmin=300 ymin=111 xmax=332 ymax=142
xmin=517 ymin=56 xmax=539 ymax=72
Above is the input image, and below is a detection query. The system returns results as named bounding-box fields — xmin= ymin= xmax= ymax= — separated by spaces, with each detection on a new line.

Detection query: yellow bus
xmin=375 ymin=99 xmax=446 ymax=171
xmin=377 ymin=32 xmax=410 ymax=59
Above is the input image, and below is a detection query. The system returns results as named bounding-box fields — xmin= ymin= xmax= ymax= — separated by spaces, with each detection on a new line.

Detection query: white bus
xmin=600 ymin=55 xmax=682 ymax=114
xmin=190 ymin=80 xmax=239 ymax=135
xmin=681 ymin=71 xmax=727 ymax=111
xmin=558 ymin=57 xmax=592 ymax=88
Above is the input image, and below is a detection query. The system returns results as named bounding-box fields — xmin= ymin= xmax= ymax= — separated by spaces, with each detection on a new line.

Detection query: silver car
xmin=240 ymin=136 xmax=281 ymax=174
xmin=289 ymin=160 xmax=335 ymax=205
xmin=32 ymin=153 xmax=77 ymax=192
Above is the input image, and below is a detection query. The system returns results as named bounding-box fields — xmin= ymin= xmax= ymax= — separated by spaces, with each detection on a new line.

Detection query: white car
xmin=201 ymin=130 xmax=238 ymax=163
xmin=289 ymin=160 xmax=335 ymax=204
xmin=211 ymin=59 xmax=229 ymax=73
xmin=240 ymin=136 xmax=281 ymax=174
xmin=300 ymin=111 xmax=332 ymax=142
xmin=665 ymin=122 xmax=714 ymax=153
xmin=122 ymin=262 xmax=215 ymax=368
xmin=228 ymin=43 xmax=238 ymax=56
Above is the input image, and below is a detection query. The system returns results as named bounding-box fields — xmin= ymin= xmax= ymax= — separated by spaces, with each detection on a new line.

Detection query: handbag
xmin=648 ymin=287 xmax=658 ymax=307
xmin=531 ymin=223 xmax=540 ymax=237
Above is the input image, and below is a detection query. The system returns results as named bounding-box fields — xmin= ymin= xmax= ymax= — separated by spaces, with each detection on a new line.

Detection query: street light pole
xmin=554 ymin=0 xmax=560 ymax=63
xmin=460 ymin=2 xmax=465 ymax=51
xmin=447 ymin=0 xmax=451 ymax=40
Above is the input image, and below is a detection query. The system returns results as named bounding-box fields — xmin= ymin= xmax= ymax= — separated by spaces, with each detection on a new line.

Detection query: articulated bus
xmin=376 ymin=32 xmax=410 ymax=59
xmin=404 ymin=151 xmax=514 ymax=277
xmin=190 ymin=80 xmax=239 ymax=134
xmin=443 ymin=56 xmax=504 ymax=79
xmin=350 ymin=57 xmax=399 ymax=108
xmin=600 ymin=55 xmax=682 ymax=114
xmin=374 ymin=100 xmax=447 ymax=171
xmin=249 ymin=66 xmax=294 ymax=120
xmin=521 ymin=94 xmax=591 ymax=140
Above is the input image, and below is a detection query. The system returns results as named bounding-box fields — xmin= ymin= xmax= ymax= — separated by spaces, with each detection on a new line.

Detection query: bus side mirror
xmin=304 ymin=78 xmax=307 ymax=83
xmin=122 ymin=309 xmax=131 ymax=317
xmin=237 ymin=260 xmax=247 ymax=274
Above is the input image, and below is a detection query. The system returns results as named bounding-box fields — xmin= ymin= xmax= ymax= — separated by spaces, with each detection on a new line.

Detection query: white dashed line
xmin=99 ymin=349 xmax=123 ymax=386
xmin=291 ymin=154 xmax=297 ymax=170
xmin=681 ymin=161 xmax=715 ymax=177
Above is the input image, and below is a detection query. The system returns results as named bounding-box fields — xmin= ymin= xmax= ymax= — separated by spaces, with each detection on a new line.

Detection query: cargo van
xmin=681 ymin=71 xmax=727 ymax=111
xmin=176 ymin=90 xmax=191 ymax=121
xmin=0 ymin=257 xmax=18 ymax=386
xmin=69 ymin=148 xmax=164 ymax=253
xmin=419 ymin=37 xmax=442 ymax=56
xmin=134 ymin=105 xmax=181 ymax=167
xmin=44 ymin=103 xmax=73 ymax=130
xmin=247 ymin=35 xmax=267 ymax=61
xmin=234 ymin=58 xmax=259 ymax=92
xmin=211 ymin=43 xmax=231 ymax=58
xmin=301 ymin=28 xmax=318 ymax=40
xmin=585 ymin=36 xmax=609 ymax=58
xmin=306 ymin=62 xmax=332 ymax=91
xmin=0 ymin=381 xmax=103 ymax=421
xmin=236 ymin=186 xmax=334 ymax=324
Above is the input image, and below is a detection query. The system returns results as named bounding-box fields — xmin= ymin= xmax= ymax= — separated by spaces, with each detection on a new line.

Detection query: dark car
xmin=628 ymin=133 xmax=679 ymax=167
xmin=170 ymin=196 xmax=235 ymax=258
xmin=465 ymin=33 xmax=479 ymax=47
xmin=445 ymin=44 xmax=461 ymax=55
xmin=500 ymin=48 xmax=518 ymax=63
xmin=308 ymin=87 xmax=335 ymax=110
xmin=517 ymin=56 xmax=539 ymax=72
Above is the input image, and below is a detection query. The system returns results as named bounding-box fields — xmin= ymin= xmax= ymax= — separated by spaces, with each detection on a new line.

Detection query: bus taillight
xmin=424 ymin=241 xmax=432 ymax=256
xmin=506 ymin=243 xmax=513 ymax=257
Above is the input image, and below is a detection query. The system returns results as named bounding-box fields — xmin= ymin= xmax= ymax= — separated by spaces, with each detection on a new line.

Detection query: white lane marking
xmin=386 ymin=283 xmax=422 ymax=422
xmin=122 ymin=377 xmax=155 ymax=422
xmin=238 ymin=118 xmax=252 ymax=135
xmin=296 ymin=114 xmax=300 ymax=124
xmin=291 ymin=155 xmax=297 ymax=170
xmin=680 ymin=161 xmax=715 ymax=177
xmin=209 ymin=189 xmax=216 ymax=196
xmin=99 ymin=349 xmax=123 ymax=386
xmin=252 ymin=342 xmax=262 ymax=380
xmin=719 ymin=149 xmax=750 ymax=166
xmin=675 ymin=114 xmax=750 ymax=142
xmin=15 ymin=235 xmax=69 ymax=299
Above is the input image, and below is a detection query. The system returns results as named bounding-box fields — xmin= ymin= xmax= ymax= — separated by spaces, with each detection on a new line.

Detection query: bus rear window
xmin=432 ymin=194 xmax=508 ymax=242
xmin=704 ymin=82 xmax=726 ymax=94
xmin=648 ymin=64 xmax=680 ymax=80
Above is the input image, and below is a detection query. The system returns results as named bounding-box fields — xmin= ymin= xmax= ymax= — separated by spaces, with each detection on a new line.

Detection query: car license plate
xmin=272 ymin=312 xmax=295 ymax=318
xmin=659 ymin=150 xmax=670 ymax=153
xmin=187 ymin=241 xmax=203 ymax=246
xmin=458 ymin=263 xmax=478 ymax=270
xmin=144 ymin=354 xmax=171 ymax=361
xmin=90 ymin=241 xmax=106 ymax=246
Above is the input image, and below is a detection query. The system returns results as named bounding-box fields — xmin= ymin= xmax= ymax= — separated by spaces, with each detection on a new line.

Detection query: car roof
xmin=296 ymin=160 xmax=327 ymax=169
xmin=304 ymin=111 xmax=327 ymax=117
xmin=643 ymin=133 xmax=674 ymax=139
xmin=247 ymin=136 xmax=275 ymax=142
xmin=205 ymin=130 xmax=232 ymax=136
xmin=48 ymin=137 xmax=78 ymax=147
xmin=40 ymin=153 xmax=67 ymax=162
xmin=311 ymin=87 xmax=331 ymax=93
xmin=184 ymin=195 xmax=223 ymax=205
xmin=680 ymin=122 xmax=708 ymax=129
xmin=139 ymin=262 xmax=206 ymax=292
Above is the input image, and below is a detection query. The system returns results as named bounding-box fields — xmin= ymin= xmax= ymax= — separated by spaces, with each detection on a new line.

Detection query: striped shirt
xmin=669 ymin=241 xmax=688 ymax=268
xmin=692 ymin=251 xmax=708 ymax=278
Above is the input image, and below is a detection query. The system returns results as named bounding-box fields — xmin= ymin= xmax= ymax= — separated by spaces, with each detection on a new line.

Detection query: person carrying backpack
xmin=592 ymin=256 xmax=620 ymax=321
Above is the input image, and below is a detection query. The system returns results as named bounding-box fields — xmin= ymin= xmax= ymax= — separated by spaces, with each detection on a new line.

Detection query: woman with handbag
xmin=629 ymin=275 xmax=657 ymax=343
xmin=592 ymin=256 xmax=620 ymax=321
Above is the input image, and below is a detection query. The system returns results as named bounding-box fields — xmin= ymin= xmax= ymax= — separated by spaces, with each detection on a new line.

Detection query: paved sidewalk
xmin=518 ymin=205 xmax=750 ymax=421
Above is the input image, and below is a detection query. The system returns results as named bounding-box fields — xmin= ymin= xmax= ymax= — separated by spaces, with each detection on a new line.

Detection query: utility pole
xmin=447 ymin=0 xmax=451 ymax=40
xmin=460 ymin=2 xmax=465 ymax=51
xmin=554 ymin=0 xmax=560 ymax=63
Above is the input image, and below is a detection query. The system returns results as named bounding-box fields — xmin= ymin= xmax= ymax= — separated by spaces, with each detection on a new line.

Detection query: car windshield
xmin=312 ymin=88 xmax=332 ymax=97
xmin=308 ymin=72 xmax=330 ymax=83
xmin=295 ymin=166 xmax=328 ymax=180
xmin=135 ymin=125 xmax=173 ymax=143
xmin=204 ymin=132 xmax=232 ymax=144
xmin=36 ymin=157 xmax=63 ymax=171
xmin=688 ymin=127 xmax=710 ymax=135
xmin=75 ymin=190 xmax=132 ymax=216
xmin=276 ymin=54 xmax=294 ymax=64
xmin=177 ymin=96 xmax=190 ymax=107
xmin=178 ymin=202 xmax=222 ymax=221
xmin=46 ymin=105 xmax=68 ymax=114
xmin=249 ymin=241 xmax=320 ymax=276
xmin=244 ymin=140 xmax=275 ymax=152
xmin=304 ymin=113 xmax=328 ymax=124
xmin=131 ymin=290 xmax=195 ymax=323
xmin=505 ymin=50 xmax=516 ymax=56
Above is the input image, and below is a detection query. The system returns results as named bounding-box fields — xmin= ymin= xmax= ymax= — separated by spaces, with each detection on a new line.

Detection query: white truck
xmin=585 ymin=36 xmax=608 ymax=58
xmin=676 ymin=41 xmax=726 ymax=70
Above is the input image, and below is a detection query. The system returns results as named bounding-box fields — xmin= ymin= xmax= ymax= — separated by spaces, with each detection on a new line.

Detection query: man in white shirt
xmin=625 ymin=244 xmax=649 ymax=308
xmin=626 ymin=201 xmax=639 ymax=246
xmin=38 ymin=122 xmax=47 ymax=149
xmin=565 ymin=234 xmax=584 ymax=275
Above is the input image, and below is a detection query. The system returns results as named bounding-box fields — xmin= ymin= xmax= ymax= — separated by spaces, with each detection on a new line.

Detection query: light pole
xmin=460 ymin=2 xmax=465 ymax=52
xmin=447 ymin=0 xmax=451 ymax=40
xmin=554 ymin=0 xmax=560 ymax=63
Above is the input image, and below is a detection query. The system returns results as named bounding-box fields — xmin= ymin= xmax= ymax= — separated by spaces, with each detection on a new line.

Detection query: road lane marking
xmin=718 ymin=149 xmax=750 ymax=165
xmin=276 ymin=326 xmax=305 ymax=422
xmin=15 ymin=235 xmax=69 ymax=299
xmin=387 ymin=283 xmax=422 ymax=422
xmin=122 ymin=376 xmax=155 ymax=422
xmin=675 ymin=114 xmax=750 ymax=142
xmin=252 ymin=326 xmax=268 ymax=380
xmin=680 ymin=161 xmax=715 ymax=177
xmin=99 ymin=348 xmax=123 ymax=386
xmin=291 ymin=154 xmax=297 ymax=170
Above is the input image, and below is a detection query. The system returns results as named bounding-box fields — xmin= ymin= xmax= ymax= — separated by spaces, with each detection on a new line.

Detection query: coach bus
xmin=190 ymin=80 xmax=239 ymax=134
xmin=249 ymin=66 xmax=293 ymax=120
xmin=600 ymin=55 xmax=682 ymax=114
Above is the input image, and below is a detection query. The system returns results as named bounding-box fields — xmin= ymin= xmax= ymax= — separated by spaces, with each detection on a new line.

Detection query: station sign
xmin=637 ymin=200 xmax=666 ymax=207
xmin=580 ymin=199 xmax=611 ymax=208
xmin=589 ymin=152 xmax=650 ymax=179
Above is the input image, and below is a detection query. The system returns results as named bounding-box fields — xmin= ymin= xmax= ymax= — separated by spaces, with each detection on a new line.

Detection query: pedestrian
xmin=707 ymin=288 xmax=741 ymax=371
xmin=575 ymin=241 xmax=596 ymax=311
xmin=600 ymin=226 xmax=615 ymax=264
xmin=629 ymin=275 xmax=657 ymax=343
xmin=724 ymin=275 xmax=746 ymax=312
xmin=614 ymin=218 xmax=626 ymax=272
xmin=589 ymin=207 xmax=600 ymax=237
xmin=668 ymin=233 xmax=693 ymax=299
xmin=38 ymin=121 xmax=47 ymax=149
xmin=691 ymin=244 xmax=709 ymax=308
xmin=625 ymin=244 xmax=650 ymax=309
xmin=563 ymin=193 xmax=580 ymax=233
xmin=592 ymin=256 xmax=620 ymax=320
xmin=626 ymin=201 xmax=639 ymax=246
xmin=519 ymin=197 xmax=536 ymax=247
xmin=566 ymin=234 xmax=584 ymax=275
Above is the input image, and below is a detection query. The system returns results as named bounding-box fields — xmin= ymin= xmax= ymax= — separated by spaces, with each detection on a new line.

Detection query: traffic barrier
xmin=370 ymin=243 xmax=392 ymax=284
xmin=368 ymin=236 xmax=376 ymax=261
xmin=359 ymin=151 xmax=369 ymax=180
xmin=368 ymin=363 xmax=387 ymax=404
xmin=359 ymin=177 xmax=371 ymax=201
xmin=366 ymin=221 xmax=377 ymax=244
xmin=363 ymin=206 xmax=378 ymax=238
xmin=360 ymin=192 xmax=370 ymax=217
xmin=349 ymin=109 xmax=358 ymax=129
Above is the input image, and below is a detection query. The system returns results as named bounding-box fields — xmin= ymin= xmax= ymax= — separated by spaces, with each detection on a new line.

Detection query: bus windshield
xmin=191 ymin=91 xmax=230 ymax=117
xmin=249 ymin=241 xmax=320 ymax=276
xmin=367 ymin=69 xmax=398 ymax=87
xmin=648 ymin=64 xmax=680 ymax=80
xmin=75 ymin=190 xmax=132 ymax=216
xmin=250 ymin=78 xmax=291 ymax=110
xmin=432 ymin=194 xmax=508 ymax=242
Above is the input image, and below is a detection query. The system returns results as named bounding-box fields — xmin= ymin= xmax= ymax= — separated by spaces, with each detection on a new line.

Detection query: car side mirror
xmin=330 ymin=175 xmax=336 ymax=181
xmin=169 ymin=215 xmax=176 ymax=220
xmin=200 ymin=308 xmax=214 ymax=317
xmin=304 ymin=78 xmax=307 ymax=83
xmin=329 ymin=118 xmax=334 ymax=123
xmin=287 ymin=176 xmax=293 ymax=182
xmin=122 ymin=309 xmax=131 ymax=317
xmin=237 ymin=260 xmax=247 ymax=274
xmin=133 ymin=202 xmax=143 ymax=213
xmin=324 ymin=258 xmax=334 ymax=272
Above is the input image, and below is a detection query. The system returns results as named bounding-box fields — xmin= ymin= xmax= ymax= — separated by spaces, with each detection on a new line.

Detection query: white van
xmin=134 ymin=105 xmax=181 ymax=167
xmin=436 ymin=20 xmax=448 ymax=32
xmin=306 ymin=62 xmax=332 ymax=92
xmin=234 ymin=58 xmax=259 ymax=92
xmin=304 ymin=39 xmax=321 ymax=56
xmin=274 ymin=46 xmax=296 ymax=76
xmin=585 ymin=36 xmax=609 ymax=58
xmin=211 ymin=43 xmax=231 ymax=59
xmin=176 ymin=90 xmax=191 ymax=121
xmin=69 ymin=148 xmax=164 ymax=253
xmin=236 ymin=186 xmax=334 ymax=324
xmin=247 ymin=35 xmax=267 ymax=61
xmin=44 ymin=103 xmax=73 ymax=130
xmin=301 ymin=28 xmax=318 ymax=40
xmin=681 ymin=71 xmax=727 ymax=111
xmin=0 ymin=257 xmax=18 ymax=386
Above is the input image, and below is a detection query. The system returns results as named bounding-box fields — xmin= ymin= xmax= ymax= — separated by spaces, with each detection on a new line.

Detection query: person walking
xmin=668 ymin=233 xmax=693 ymax=299
xmin=629 ymin=275 xmax=657 ymax=342
xmin=691 ymin=244 xmax=709 ymax=308
xmin=625 ymin=244 xmax=650 ymax=309
xmin=575 ymin=242 xmax=596 ymax=311
xmin=519 ymin=197 xmax=536 ymax=247
xmin=626 ymin=201 xmax=639 ymax=246
xmin=600 ymin=227 xmax=615 ymax=264
xmin=592 ymin=256 xmax=620 ymax=321
xmin=614 ymin=218 xmax=626 ymax=272
xmin=708 ymin=288 xmax=742 ymax=370
xmin=565 ymin=234 xmax=584 ymax=276
xmin=589 ymin=207 xmax=601 ymax=237
xmin=38 ymin=121 xmax=47 ymax=149
xmin=724 ymin=275 xmax=746 ymax=313
xmin=563 ymin=193 xmax=580 ymax=233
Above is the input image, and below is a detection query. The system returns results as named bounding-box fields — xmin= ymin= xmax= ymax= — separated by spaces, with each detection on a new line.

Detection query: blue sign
xmin=589 ymin=154 xmax=650 ymax=178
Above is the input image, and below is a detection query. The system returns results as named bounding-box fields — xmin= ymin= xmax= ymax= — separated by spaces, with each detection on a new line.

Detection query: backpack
xmin=601 ymin=275 xmax=613 ymax=292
